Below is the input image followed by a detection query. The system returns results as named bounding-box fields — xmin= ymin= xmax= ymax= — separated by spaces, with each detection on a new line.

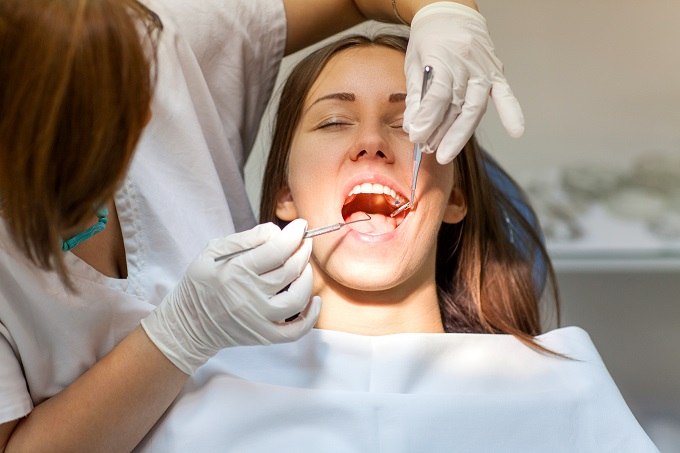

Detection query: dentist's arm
xmin=0 ymin=220 xmax=319 ymax=452
xmin=284 ymin=0 xmax=523 ymax=165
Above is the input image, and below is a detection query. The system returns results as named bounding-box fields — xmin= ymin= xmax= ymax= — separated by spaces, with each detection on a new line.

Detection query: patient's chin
xmin=325 ymin=258 xmax=415 ymax=293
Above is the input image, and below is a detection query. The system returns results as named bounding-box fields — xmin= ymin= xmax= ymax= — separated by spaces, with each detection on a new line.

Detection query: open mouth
xmin=341 ymin=182 xmax=409 ymax=235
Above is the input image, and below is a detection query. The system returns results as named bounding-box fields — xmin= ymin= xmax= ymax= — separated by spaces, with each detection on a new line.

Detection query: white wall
xmin=475 ymin=0 xmax=680 ymax=176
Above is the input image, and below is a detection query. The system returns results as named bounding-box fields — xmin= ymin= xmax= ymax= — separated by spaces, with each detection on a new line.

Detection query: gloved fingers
xmin=205 ymin=222 xmax=280 ymax=260
xmin=420 ymin=105 xmax=461 ymax=155
xmin=253 ymin=237 xmax=312 ymax=294
xmin=406 ymin=65 xmax=468 ymax=147
xmin=402 ymin=47 xmax=425 ymax=132
xmin=241 ymin=218 xmax=308 ymax=275
xmin=260 ymin=263 xmax=314 ymax=321
xmin=491 ymin=79 xmax=525 ymax=138
xmin=436 ymin=81 xmax=489 ymax=165
xmin=270 ymin=295 xmax=321 ymax=342
xmin=406 ymin=77 xmax=451 ymax=145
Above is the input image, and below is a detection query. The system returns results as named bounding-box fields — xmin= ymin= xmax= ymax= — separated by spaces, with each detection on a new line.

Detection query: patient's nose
xmin=349 ymin=128 xmax=395 ymax=163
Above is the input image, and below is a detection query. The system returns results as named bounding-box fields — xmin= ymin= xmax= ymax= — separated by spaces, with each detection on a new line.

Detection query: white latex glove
xmin=404 ymin=2 xmax=525 ymax=164
xmin=141 ymin=219 xmax=320 ymax=375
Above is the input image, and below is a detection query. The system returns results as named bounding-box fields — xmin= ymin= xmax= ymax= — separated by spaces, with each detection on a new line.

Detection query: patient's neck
xmin=314 ymin=280 xmax=444 ymax=336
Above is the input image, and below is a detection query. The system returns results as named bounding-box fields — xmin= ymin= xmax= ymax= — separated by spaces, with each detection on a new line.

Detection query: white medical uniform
xmin=139 ymin=327 xmax=657 ymax=453
xmin=0 ymin=0 xmax=285 ymax=424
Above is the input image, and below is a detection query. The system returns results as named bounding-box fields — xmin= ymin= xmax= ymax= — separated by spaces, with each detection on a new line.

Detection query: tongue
xmin=346 ymin=211 xmax=397 ymax=234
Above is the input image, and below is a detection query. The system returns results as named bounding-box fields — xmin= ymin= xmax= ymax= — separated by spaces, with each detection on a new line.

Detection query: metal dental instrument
xmin=214 ymin=214 xmax=372 ymax=263
xmin=302 ymin=214 xmax=372 ymax=238
xmin=391 ymin=65 xmax=433 ymax=218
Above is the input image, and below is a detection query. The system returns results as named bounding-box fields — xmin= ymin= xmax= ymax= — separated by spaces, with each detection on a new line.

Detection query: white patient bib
xmin=138 ymin=327 xmax=657 ymax=452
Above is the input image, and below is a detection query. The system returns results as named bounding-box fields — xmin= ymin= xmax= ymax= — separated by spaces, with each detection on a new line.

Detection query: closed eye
xmin=388 ymin=113 xmax=404 ymax=130
xmin=318 ymin=119 xmax=352 ymax=129
xmin=390 ymin=119 xmax=407 ymax=131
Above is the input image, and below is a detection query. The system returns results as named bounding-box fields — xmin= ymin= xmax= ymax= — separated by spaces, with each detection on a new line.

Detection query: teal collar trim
xmin=61 ymin=207 xmax=109 ymax=252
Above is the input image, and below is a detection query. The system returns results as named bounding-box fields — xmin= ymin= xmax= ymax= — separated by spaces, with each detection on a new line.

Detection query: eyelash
xmin=318 ymin=120 xmax=350 ymax=129
xmin=317 ymin=120 xmax=404 ymax=130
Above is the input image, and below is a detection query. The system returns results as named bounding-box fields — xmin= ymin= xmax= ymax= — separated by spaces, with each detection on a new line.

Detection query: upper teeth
xmin=348 ymin=183 xmax=403 ymax=201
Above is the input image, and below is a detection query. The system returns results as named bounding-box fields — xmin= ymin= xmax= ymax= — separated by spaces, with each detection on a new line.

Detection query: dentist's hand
xmin=404 ymin=2 xmax=524 ymax=164
xmin=141 ymin=219 xmax=320 ymax=375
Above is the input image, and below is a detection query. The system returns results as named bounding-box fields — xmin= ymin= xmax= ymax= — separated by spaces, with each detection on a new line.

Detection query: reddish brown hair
xmin=0 ymin=0 xmax=161 ymax=283
xmin=260 ymin=34 xmax=560 ymax=352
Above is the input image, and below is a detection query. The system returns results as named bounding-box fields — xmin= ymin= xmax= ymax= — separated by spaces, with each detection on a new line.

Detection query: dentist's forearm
xmin=2 ymin=327 xmax=187 ymax=452
xmin=282 ymin=0 xmax=479 ymax=55
xmin=352 ymin=0 xmax=479 ymax=24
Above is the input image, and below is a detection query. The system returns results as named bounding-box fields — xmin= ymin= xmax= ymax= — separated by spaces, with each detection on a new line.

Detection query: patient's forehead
xmin=305 ymin=46 xmax=406 ymax=106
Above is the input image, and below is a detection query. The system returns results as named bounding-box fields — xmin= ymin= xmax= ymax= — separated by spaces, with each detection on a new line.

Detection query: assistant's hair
xmin=260 ymin=34 xmax=560 ymax=351
xmin=0 ymin=0 xmax=162 ymax=285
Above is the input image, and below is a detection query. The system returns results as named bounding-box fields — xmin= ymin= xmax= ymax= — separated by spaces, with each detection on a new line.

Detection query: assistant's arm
xmin=282 ymin=0 xmax=478 ymax=55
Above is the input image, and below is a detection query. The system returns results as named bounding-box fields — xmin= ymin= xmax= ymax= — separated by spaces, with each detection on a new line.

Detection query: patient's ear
xmin=442 ymin=187 xmax=467 ymax=224
xmin=275 ymin=185 xmax=298 ymax=221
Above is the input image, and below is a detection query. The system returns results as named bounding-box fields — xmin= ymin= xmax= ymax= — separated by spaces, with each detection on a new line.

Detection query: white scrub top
xmin=0 ymin=0 xmax=285 ymax=424
xmin=139 ymin=327 xmax=657 ymax=453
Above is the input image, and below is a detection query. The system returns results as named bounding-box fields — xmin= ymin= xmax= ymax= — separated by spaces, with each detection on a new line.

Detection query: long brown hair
xmin=0 ymin=0 xmax=161 ymax=284
xmin=260 ymin=34 xmax=560 ymax=351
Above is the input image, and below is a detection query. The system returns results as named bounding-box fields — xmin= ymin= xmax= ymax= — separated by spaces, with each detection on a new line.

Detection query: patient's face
xmin=277 ymin=45 xmax=465 ymax=294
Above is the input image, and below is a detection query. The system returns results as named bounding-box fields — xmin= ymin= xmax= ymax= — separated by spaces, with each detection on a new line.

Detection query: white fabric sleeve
xmin=146 ymin=0 xmax=287 ymax=157
xmin=0 ymin=323 xmax=32 ymax=423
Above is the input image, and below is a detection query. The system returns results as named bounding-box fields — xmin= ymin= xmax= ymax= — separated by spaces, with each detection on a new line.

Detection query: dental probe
xmin=391 ymin=65 xmax=433 ymax=218
xmin=213 ymin=214 xmax=372 ymax=263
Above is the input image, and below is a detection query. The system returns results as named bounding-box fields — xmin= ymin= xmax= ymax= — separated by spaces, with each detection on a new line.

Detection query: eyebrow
xmin=305 ymin=91 xmax=407 ymax=113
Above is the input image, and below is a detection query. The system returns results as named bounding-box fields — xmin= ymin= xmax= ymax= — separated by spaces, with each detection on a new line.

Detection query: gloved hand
xmin=404 ymin=2 xmax=524 ymax=164
xmin=141 ymin=219 xmax=320 ymax=375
